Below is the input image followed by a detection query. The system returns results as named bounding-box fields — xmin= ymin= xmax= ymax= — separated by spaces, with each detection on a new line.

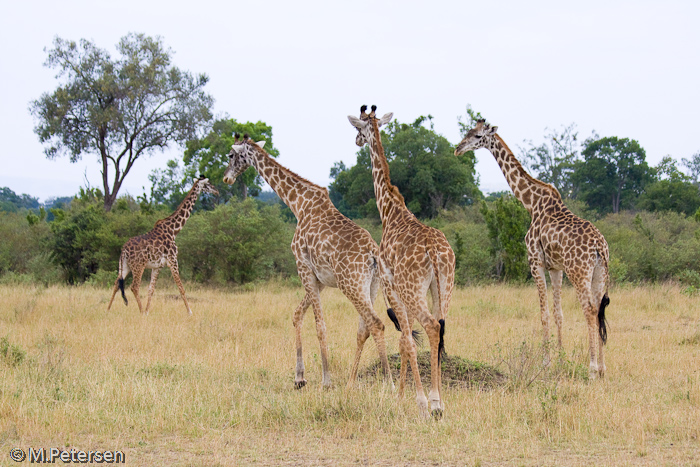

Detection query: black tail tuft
xmin=412 ymin=330 xmax=423 ymax=347
xmin=119 ymin=278 xmax=128 ymax=305
xmin=387 ymin=308 xmax=401 ymax=332
xmin=438 ymin=319 xmax=446 ymax=363
xmin=598 ymin=293 xmax=609 ymax=344
xmin=387 ymin=307 xmax=422 ymax=345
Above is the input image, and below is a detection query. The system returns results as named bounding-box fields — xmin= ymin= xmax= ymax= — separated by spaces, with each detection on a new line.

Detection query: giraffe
xmin=107 ymin=177 xmax=219 ymax=315
xmin=348 ymin=106 xmax=456 ymax=417
xmin=455 ymin=120 xmax=610 ymax=379
xmin=223 ymin=134 xmax=393 ymax=390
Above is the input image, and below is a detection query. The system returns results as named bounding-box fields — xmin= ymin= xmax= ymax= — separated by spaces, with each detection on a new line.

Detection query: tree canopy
xmin=30 ymin=33 xmax=214 ymax=211
xmin=330 ymin=115 xmax=482 ymax=219
xmin=637 ymin=156 xmax=700 ymax=215
xmin=572 ymin=136 xmax=653 ymax=214
xmin=149 ymin=118 xmax=280 ymax=209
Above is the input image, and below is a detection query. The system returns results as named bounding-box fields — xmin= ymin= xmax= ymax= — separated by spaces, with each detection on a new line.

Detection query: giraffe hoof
xmin=294 ymin=380 xmax=307 ymax=390
xmin=431 ymin=408 xmax=443 ymax=420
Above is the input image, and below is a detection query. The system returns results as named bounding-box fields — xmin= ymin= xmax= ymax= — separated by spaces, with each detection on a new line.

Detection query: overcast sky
xmin=1 ymin=0 xmax=698 ymax=203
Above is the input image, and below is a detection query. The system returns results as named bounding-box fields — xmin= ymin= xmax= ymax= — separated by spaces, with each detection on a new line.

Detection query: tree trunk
xmin=104 ymin=193 xmax=117 ymax=212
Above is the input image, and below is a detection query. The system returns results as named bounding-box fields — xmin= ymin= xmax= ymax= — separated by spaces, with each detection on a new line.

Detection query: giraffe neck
xmin=250 ymin=148 xmax=326 ymax=219
xmin=162 ymin=185 xmax=201 ymax=235
xmin=486 ymin=134 xmax=561 ymax=215
xmin=366 ymin=121 xmax=408 ymax=227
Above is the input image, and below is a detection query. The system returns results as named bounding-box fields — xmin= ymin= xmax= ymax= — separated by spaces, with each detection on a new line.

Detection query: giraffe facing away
xmin=107 ymin=177 xmax=219 ymax=315
xmin=348 ymin=106 xmax=455 ymax=418
xmin=223 ymin=134 xmax=393 ymax=390
xmin=455 ymin=120 xmax=610 ymax=379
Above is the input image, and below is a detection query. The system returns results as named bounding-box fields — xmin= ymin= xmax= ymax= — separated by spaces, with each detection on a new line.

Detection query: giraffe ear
xmin=256 ymin=140 xmax=266 ymax=148
xmin=487 ymin=125 xmax=498 ymax=135
xmin=378 ymin=112 xmax=393 ymax=127
xmin=231 ymin=144 xmax=244 ymax=154
xmin=348 ymin=115 xmax=368 ymax=129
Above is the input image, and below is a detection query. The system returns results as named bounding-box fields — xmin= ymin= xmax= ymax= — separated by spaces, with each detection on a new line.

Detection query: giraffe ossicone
xmin=455 ymin=121 xmax=610 ymax=379
xmin=107 ymin=178 xmax=219 ymax=316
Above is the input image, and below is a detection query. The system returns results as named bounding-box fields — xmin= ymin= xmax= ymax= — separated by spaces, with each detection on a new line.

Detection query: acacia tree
xmin=30 ymin=33 xmax=214 ymax=211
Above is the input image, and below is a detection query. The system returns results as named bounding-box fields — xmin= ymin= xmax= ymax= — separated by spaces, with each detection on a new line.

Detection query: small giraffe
xmin=455 ymin=120 xmax=610 ymax=379
xmin=223 ymin=134 xmax=393 ymax=390
xmin=348 ymin=106 xmax=456 ymax=417
xmin=107 ymin=177 xmax=219 ymax=315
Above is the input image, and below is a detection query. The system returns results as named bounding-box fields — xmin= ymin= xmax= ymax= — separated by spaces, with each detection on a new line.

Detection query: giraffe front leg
xmin=292 ymin=293 xmax=312 ymax=389
xmin=145 ymin=268 xmax=160 ymax=315
xmin=530 ymin=261 xmax=551 ymax=363
xmin=549 ymin=269 xmax=564 ymax=351
xmin=296 ymin=264 xmax=330 ymax=388
xmin=168 ymin=259 xmax=192 ymax=315
xmin=309 ymin=289 xmax=331 ymax=388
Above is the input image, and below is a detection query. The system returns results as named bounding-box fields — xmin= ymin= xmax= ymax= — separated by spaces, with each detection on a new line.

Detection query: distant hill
xmin=0 ymin=187 xmax=39 ymax=212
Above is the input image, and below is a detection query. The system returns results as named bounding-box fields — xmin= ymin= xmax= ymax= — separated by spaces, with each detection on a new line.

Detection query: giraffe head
xmin=223 ymin=134 xmax=266 ymax=185
xmin=347 ymin=105 xmax=393 ymax=147
xmin=194 ymin=176 xmax=219 ymax=196
xmin=454 ymin=119 xmax=498 ymax=155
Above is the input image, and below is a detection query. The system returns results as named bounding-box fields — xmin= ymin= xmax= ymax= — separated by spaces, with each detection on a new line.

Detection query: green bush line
xmin=1 ymin=197 xmax=700 ymax=286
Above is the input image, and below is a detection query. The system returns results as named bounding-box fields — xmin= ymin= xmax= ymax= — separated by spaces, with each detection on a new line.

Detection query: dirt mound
xmin=359 ymin=351 xmax=506 ymax=390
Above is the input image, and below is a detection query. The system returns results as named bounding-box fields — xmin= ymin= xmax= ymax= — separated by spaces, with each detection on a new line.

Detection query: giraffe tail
xmin=117 ymin=251 xmax=128 ymax=306
xmin=426 ymin=229 xmax=447 ymax=358
xmin=598 ymin=293 xmax=609 ymax=344
xmin=119 ymin=278 xmax=128 ymax=305
xmin=387 ymin=308 xmax=422 ymax=345
xmin=438 ymin=319 xmax=445 ymax=364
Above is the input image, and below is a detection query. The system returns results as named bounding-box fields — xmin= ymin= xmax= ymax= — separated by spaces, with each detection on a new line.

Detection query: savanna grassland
xmin=1 ymin=281 xmax=699 ymax=466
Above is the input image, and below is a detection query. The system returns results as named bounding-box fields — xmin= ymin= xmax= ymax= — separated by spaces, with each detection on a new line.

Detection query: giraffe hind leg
xmin=592 ymin=261 xmax=609 ymax=378
xmin=108 ymin=261 xmax=130 ymax=310
xmin=145 ymin=268 xmax=160 ymax=315
xmin=347 ymin=315 xmax=371 ymax=389
xmin=107 ymin=279 xmax=122 ymax=311
xmin=130 ymin=266 xmax=146 ymax=314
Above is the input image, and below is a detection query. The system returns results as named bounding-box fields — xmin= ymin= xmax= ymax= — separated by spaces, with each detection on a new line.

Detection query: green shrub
xmin=177 ymin=199 xmax=296 ymax=284
xmin=480 ymin=196 xmax=531 ymax=282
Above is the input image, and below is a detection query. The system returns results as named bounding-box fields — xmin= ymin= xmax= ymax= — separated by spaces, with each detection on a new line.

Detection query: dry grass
xmin=1 ymin=280 xmax=699 ymax=466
